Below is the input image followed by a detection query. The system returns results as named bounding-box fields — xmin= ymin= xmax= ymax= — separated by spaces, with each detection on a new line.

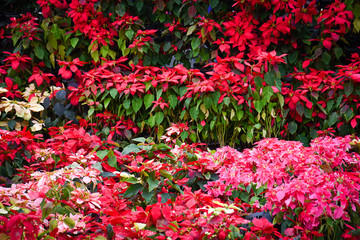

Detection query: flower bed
xmin=0 ymin=125 xmax=360 ymax=239
xmin=1 ymin=0 xmax=360 ymax=239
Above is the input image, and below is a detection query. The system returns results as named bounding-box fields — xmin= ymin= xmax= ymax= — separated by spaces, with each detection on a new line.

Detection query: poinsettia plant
xmin=0 ymin=0 xmax=360 ymax=239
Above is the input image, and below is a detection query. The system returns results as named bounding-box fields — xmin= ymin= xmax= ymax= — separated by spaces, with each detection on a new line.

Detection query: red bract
xmin=1 ymin=211 xmax=41 ymax=240
xmin=6 ymin=13 xmax=40 ymax=41
xmin=57 ymin=58 xmax=86 ymax=79
xmin=259 ymin=15 xmax=290 ymax=47
xmin=223 ymin=12 xmax=255 ymax=51
xmin=152 ymin=97 xmax=169 ymax=110
xmin=282 ymin=84 xmax=312 ymax=111
xmin=213 ymin=38 xmax=231 ymax=55
xmin=254 ymin=50 xmax=287 ymax=72
xmin=28 ymin=66 xmax=56 ymax=86
xmin=251 ymin=217 xmax=282 ymax=236
xmin=2 ymin=77 xmax=22 ymax=99
xmin=291 ymin=0 xmax=318 ymax=24
xmin=0 ymin=128 xmax=41 ymax=165
xmin=272 ymin=0 xmax=296 ymax=13
xmin=3 ymin=51 xmax=32 ymax=71
xmin=206 ymin=136 xmax=360 ymax=232
xmin=67 ymin=0 xmax=94 ymax=24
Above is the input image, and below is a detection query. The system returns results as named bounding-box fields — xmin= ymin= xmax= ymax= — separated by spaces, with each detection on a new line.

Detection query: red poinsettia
xmin=3 ymin=51 xmax=32 ymax=71
xmin=291 ymin=0 xmax=318 ymax=24
xmin=57 ymin=58 xmax=86 ymax=79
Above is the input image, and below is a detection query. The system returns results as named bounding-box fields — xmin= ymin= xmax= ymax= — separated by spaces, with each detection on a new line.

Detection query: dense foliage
xmin=0 ymin=0 xmax=360 ymax=239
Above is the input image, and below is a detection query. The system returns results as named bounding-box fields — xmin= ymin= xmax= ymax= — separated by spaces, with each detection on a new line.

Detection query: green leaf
xmin=64 ymin=217 xmax=75 ymax=229
xmin=204 ymin=96 xmax=213 ymax=109
xmin=155 ymin=112 xmax=164 ymax=125
xmin=187 ymin=25 xmax=197 ymax=36
xmin=169 ymin=94 xmax=178 ymax=109
xmin=12 ymin=31 xmax=22 ymax=46
xmin=345 ymin=85 xmax=353 ymax=97
xmin=91 ymin=50 xmax=99 ymax=62
xmin=288 ymin=122 xmax=297 ymax=134
xmin=108 ymin=156 xmax=117 ymax=168
xmin=262 ymin=86 xmax=273 ymax=103
xmin=288 ymin=51 xmax=298 ymax=64
xmin=142 ymin=188 xmax=153 ymax=203
xmin=264 ymin=71 xmax=274 ymax=86
xmin=147 ymin=177 xmax=160 ymax=192
xmin=180 ymin=131 xmax=189 ymax=141
xmin=190 ymin=107 xmax=199 ymax=119
xmin=49 ymin=219 xmax=57 ymax=232
xmin=236 ymin=110 xmax=244 ymax=120
xmin=51 ymin=24 xmax=61 ymax=39
xmin=296 ymin=103 xmax=304 ymax=116
xmin=123 ymin=183 xmax=143 ymax=198
xmin=132 ymin=97 xmax=143 ymax=112
xmin=328 ymin=112 xmax=339 ymax=127
xmin=191 ymin=38 xmax=201 ymax=50
xmin=189 ymin=133 xmax=197 ymax=142
xmin=88 ymin=108 xmax=95 ymax=117
xmin=42 ymin=202 xmax=54 ymax=220
xmin=200 ymin=47 xmax=209 ymax=61
xmin=254 ymin=77 xmax=263 ymax=89
xmin=156 ymin=89 xmax=163 ymax=100
xmin=115 ymin=3 xmax=126 ymax=16
xmin=327 ymin=99 xmax=334 ymax=112
xmin=125 ymin=29 xmax=135 ymax=40
xmin=34 ymin=46 xmax=45 ymax=60
xmin=123 ymin=99 xmax=131 ymax=109
xmin=124 ymin=177 xmax=139 ymax=184
xmin=136 ymin=0 xmax=144 ymax=11
xmin=48 ymin=34 xmax=58 ymax=50
xmin=70 ymin=38 xmax=79 ymax=48
xmin=209 ymin=0 xmax=219 ymax=8
xmin=100 ymin=45 xmax=109 ymax=57
xmin=163 ymin=42 xmax=171 ymax=52
xmin=334 ymin=47 xmax=343 ymax=59
xmin=104 ymin=98 xmax=111 ymax=109
xmin=133 ymin=137 xmax=146 ymax=143
xmin=97 ymin=150 xmax=109 ymax=160
xmin=179 ymin=86 xmax=187 ymax=97
xmin=322 ymin=52 xmax=331 ymax=65
xmin=110 ymin=88 xmax=118 ymax=99
xmin=353 ymin=3 xmax=360 ymax=18
xmin=148 ymin=115 xmax=156 ymax=127
xmin=94 ymin=237 xmax=107 ymax=240
xmin=144 ymin=94 xmax=155 ymax=109
xmin=254 ymin=101 xmax=263 ymax=113
xmin=223 ymin=97 xmax=230 ymax=106
xmin=122 ymin=144 xmax=141 ymax=155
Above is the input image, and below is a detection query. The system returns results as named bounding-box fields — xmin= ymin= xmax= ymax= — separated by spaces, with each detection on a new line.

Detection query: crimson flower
xmin=164 ymin=19 xmax=186 ymax=33
xmin=259 ymin=15 xmax=290 ymax=46
xmin=3 ymin=51 xmax=32 ymax=71
xmin=282 ymin=84 xmax=312 ymax=110
xmin=213 ymin=38 xmax=231 ymax=55
xmin=155 ymin=69 xmax=182 ymax=91
xmin=57 ymin=58 xmax=86 ymax=79
xmin=255 ymin=50 xmax=287 ymax=72
xmin=223 ymin=12 xmax=255 ymax=51
xmin=291 ymin=0 xmax=318 ymax=24
xmin=152 ymin=97 xmax=169 ymax=110
xmin=6 ymin=13 xmax=40 ymax=41
xmin=67 ymin=0 xmax=94 ymax=24
xmin=2 ymin=77 xmax=22 ymax=99
xmin=28 ymin=66 xmax=56 ymax=86
xmin=195 ymin=16 xmax=222 ymax=42
xmin=272 ymin=0 xmax=297 ymax=13
xmin=251 ymin=217 xmax=281 ymax=236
